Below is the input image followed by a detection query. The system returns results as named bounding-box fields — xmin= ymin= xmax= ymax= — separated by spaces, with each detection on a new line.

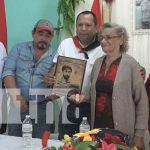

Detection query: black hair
xmin=76 ymin=11 xmax=97 ymax=26
xmin=62 ymin=65 xmax=72 ymax=72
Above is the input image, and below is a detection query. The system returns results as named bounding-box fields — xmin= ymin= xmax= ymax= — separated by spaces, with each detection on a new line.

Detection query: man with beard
xmin=55 ymin=65 xmax=72 ymax=88
xmin=2 ymin=19 xmax=56 ymax=137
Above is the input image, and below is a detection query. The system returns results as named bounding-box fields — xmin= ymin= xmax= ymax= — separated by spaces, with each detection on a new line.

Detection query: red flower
xmin=62 ymin=144 xmax=76 ymax=150
xmin=103 ymin=133 xmax=112 ymax=144
xmin=111 ymin=135 xmax=121 ymax=142
xmin=42 ymin=130 xmax=50 ymax=148
xmin=91 ymin=135 xmax=97 ymax=141
xmin=98 ymin=140 xmax=117 ymax=150
xmin=102 ymin=133 xmax=126 ymax=146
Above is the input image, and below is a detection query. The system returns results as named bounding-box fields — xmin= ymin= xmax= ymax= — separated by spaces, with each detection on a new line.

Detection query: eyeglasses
xmin=100 ymin=35 xmax=121 ymax=41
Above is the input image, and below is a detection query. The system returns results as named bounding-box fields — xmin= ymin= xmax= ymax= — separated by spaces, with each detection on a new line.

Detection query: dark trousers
xmin=58 ymin=101 xmax=90 ymax=140
xmin=8 ymin=100 xmax=55 ymax=138
xmin=58 ymin=110 xmax=79 ymax=140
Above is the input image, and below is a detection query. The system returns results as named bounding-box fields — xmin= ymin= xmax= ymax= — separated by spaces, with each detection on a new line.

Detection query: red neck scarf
xmin=72 ymin=35 xmax=100 ymax=59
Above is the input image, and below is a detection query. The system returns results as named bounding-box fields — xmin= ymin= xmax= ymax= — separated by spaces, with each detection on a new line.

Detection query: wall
xmin=76 ymin=0 xmax=150 ymax=77
xmin=111 ymin=0 xmax=150 ymax=78
xmin=5 ymin=0 xmax=60 ymax=51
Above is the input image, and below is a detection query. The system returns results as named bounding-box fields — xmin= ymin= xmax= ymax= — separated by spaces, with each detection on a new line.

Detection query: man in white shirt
xmin=44 ymin=11 xmax=104 ymax=139
xmin=53 ymin=11 xmax=104 ymax=100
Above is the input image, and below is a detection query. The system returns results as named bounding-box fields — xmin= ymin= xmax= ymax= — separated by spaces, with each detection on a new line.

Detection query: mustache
xmin=64 ymin=75 xmax=69 ymax=79
xmin=38 ymin=41 xmax=47 ymax=45
xmin=37 ymin=41 xmax=48 ymax=49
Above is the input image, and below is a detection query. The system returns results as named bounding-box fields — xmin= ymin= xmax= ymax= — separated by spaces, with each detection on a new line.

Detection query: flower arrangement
xmin=41 ymin=129 xmax=138 ymax=150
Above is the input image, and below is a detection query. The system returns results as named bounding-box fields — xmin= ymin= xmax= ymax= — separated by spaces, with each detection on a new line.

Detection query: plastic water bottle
xmin=79 ymin=117 xmax=90 ymax=133
xmin=22 ymin=115 xmax=33 ymax=149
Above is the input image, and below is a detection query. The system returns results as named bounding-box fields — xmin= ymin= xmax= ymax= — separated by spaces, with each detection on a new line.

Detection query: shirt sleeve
xmin=2 ymin=45 xmax=20 ymax=78
xmin=0 ymin=42 xmax=7 ymax=78
xmin=132 ymin=61 xmax=149 ymax=136
xmin=53 ymin=40 xmax=65 ymax=63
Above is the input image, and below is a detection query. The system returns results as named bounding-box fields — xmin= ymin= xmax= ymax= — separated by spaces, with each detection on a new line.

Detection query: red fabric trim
xmin=72 ymin=36 xmax=85 ymax=53
xmin=145 ymin=75 xmax=150 ymax=131
xmin=0 ymin=0 xmax=7 ymax=51
xmin=73 ymin=36 xmax=82 ymax=49
xmin=98 ymin=58 xmax=120 ymax=80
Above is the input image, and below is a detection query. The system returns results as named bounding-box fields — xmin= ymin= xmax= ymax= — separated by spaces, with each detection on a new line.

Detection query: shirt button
xmin=115 ymin=122 xmax=118 ymax=126
xmin=113 ymin=96 xmax=116 ymax=100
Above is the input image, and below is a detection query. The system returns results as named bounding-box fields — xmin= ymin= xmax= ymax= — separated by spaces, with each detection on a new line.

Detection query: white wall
xmin=111 ymin=0 xmax=150 ymax=78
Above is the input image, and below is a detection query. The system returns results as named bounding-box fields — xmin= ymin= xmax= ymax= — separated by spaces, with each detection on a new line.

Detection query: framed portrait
xmin=52 ymin=56 xmax=87 ymax=96
xmin=133 ymin=0 xmax=150 ymax=34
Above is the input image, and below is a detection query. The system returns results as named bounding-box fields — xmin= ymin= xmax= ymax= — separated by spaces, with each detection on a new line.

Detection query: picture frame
xmin=52 ymin=56 xmax=87 ymax=96
xmin=133 ymin=0 xmax=150 ymax=34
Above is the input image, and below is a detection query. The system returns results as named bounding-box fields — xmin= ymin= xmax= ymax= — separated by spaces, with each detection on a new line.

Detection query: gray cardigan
xmin=90 ymin=53 xmax=149 ymax=141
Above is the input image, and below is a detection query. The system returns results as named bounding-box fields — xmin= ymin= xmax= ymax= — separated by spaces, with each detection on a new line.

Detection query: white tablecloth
xmin=0 ymin=135 xmax=63 ymax=150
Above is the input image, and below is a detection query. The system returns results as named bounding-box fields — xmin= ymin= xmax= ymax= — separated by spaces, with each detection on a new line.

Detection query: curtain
xmin=0 ymin=0 xmax=7 ymax=50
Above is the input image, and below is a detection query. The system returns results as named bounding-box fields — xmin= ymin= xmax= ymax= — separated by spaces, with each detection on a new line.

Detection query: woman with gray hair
xmin=89 ymin=23 xmax=148 ymax=149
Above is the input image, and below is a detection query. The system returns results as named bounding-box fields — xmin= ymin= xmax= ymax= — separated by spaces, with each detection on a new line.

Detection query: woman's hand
xmin=68 ymin=93 xmax=86 ymax=104
xmin=132 ymin=136 xmax=145 ymax=150
xmin=47 ymin=94 xmax=60 ymax=100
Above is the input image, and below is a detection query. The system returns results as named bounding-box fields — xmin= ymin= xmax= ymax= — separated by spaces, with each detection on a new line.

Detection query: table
xmin=0 ymin=134 xmax=63 ymax=150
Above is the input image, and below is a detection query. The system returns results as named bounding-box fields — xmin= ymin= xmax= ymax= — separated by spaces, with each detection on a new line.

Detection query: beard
xmin=63 ymin=75 xmax=70 ymax=80
xmin=37 ymin=41 xmax=48 ymax=50
xmin=78 ymin=34 xmax=95 ymax=46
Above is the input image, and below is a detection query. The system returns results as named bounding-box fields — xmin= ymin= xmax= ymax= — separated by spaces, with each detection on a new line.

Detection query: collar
xmin=72 ymin=35 xmax=100 ymax=59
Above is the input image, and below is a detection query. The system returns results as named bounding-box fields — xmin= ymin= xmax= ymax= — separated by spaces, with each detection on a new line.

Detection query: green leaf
xmin=56 ymin=0 xmax=85 ymax=36
xmin=50 ymin=146 xmax=57 ymax=150
xmin=58 ymin=146 xmax=63 ymax=150
xmin=76 ymin=141 xmax=97 ymax=150
xmin=116 ymin=144 xmax=132 ymax=150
